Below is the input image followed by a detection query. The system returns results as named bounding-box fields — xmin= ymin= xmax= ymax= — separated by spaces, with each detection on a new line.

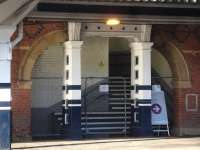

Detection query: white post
xmin=130 ymin=42 xmax=153 ymax=136
xmin=0 ymin=26 xmax=16 ymax=150
xmin=62 ymin=22 xmax=83 ymax=139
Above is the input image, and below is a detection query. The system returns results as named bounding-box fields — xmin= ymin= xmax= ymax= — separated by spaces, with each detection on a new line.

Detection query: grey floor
xmin=12 ymin=137 xmax=200 ymax=150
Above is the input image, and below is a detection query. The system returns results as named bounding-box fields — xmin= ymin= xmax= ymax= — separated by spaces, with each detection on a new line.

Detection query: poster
xmin=151 ymin=90 xmax=168 ymax=125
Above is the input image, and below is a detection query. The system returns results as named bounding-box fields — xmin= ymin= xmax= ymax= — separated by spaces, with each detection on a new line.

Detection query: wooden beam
xmin=0 ymin=0 xmax=29 ymax=24
xmin=3 ymin=0 xmax=40 ymax=26
xmin=27 ymin=11 xmax=200 ymax=24
xmin=40 ymin=0 xmax=200 ymax=9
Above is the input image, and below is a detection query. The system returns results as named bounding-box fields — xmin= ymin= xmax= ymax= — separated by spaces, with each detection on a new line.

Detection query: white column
xmin=64 ymin=41 xmax=83 ymax=103
xmin=62 ymin=22 xmax=83 ymax=139
xmin=0 ymin=26 xmax=16 ymax=149
xmin=130 ymin=42 xmax=153 ymax=101
xmin=130 ymin=42 xmax=153 ymax=136
xmin=0 ymin=26 xmax=15 ymax=109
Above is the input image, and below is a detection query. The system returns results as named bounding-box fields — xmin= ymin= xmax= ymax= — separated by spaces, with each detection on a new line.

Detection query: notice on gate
xmin=151 ymin=88 xmax=168 ymax=125
xmin=99 ymin=84 xmax=109 ymax=93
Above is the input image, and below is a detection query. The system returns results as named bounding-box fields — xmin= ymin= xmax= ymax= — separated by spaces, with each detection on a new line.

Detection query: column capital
xmin=64 ymin=41 xmax=83 ymax=49
xmin=68 ymin=22 xmax=82 ymax=41
xmin=129 ymin=42 xmax=153 ymax=51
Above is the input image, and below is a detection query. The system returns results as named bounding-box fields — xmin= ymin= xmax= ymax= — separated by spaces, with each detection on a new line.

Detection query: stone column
xmin=0 ymin=26 xmax=15 ymax=150
xmin=62 ymin=22 xmax=83 ymax=139
xmin=130 ymin=42 xmax=153 ymax=136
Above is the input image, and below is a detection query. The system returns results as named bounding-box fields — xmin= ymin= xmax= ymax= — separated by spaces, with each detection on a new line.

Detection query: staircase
xmin=109 ymin=77 xmax=131 ymax=112
xmin=81 ymin=77 xmax=132 ymax=137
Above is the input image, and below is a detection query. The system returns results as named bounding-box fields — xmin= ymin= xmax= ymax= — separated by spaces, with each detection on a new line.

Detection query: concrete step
xmin=109 ymin=102 xmax=131 ymax=105
xmin=81 ymin=116 xmax=131 ymax=120
xmin=109 ymin=98 xmax=131 ymax=100
xmin=110 ymin=106 xmax=131 ymax=110
xmin=82 ymin=126 xmax=130 ymax=131
xmin=81 ymin=111 xmax=130 ymax=115
xmin=81 ymin=121 xmax=131 ymax=125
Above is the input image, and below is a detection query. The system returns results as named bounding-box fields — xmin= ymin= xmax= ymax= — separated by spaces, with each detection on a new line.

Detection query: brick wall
xmin=11 ymin=21 xmax=65 ymax=141
xmin=11 ymin=22 xmax=200 ymax=141
xmin=153 ymin=25 xmax=200 ymax=136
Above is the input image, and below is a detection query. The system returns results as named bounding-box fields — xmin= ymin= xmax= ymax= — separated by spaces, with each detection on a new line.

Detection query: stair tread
xmin=81 ymin=121 xmax=131 ymax=125
xmin=110 ymin=102 xmax=131 ymax=104
xmin=81 ymin=116 xmax=131 ymax=119
xmin=82 ymin=126 xmax=130 ymax=130
xmin=81 ymin=111 xmax=130 ymax=114
xmin=82 ymin=131 xmax=129 ymax=135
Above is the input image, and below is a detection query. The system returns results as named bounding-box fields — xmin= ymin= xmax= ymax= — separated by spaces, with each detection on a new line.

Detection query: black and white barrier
xmin=62 ymin=23 xmax=83 ymax=139
xmin=130 ymin=42 xmax=153 ymax=136
xmin=0 ymin=26 xmax=15 ymax=150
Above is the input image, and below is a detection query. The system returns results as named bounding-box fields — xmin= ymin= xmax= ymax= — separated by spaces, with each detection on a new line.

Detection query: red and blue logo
xmin=152 ymin=103 xmax=162 ymax=114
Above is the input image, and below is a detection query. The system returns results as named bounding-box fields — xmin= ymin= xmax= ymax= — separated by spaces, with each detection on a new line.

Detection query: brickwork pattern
xmin=11 ymin=22 xmax=200 ymax=141
xmin=11 ymin=21 xmax=65 ymax=141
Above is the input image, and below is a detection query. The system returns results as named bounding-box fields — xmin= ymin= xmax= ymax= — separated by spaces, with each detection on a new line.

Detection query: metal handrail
xmin=82 ymin=76 xmax=131 ymax=134
xmin=123 ymin=77 xmax=127 ymax=136
xmin=82 ymin=77 xmax=109 ymax=133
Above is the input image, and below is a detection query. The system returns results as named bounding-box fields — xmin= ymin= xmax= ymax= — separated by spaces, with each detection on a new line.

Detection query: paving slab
xmin=12 ymin=137 xmax=200 ymax=150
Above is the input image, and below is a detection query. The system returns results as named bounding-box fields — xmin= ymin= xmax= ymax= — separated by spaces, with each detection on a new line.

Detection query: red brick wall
xmin=11 ymin=21 xmax=64 ymax=141
xmin=12 ymin=22 xmax=200 ymax=141
xmin=153 ymin=25 xmax=200 ymax=135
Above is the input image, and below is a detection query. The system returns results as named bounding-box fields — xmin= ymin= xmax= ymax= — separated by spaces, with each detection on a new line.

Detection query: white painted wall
xmin=32 ymin=44 xmax=64 ymax=108
xmin=81 ymin=36 xmax=109 ymax=78
xmin=32 ymin=44 xmax=64 ymax=78
xmin=151 ymin=49 xmax=172 ymax=87
xmin=109 ymin=37 xmax=130 ymax=52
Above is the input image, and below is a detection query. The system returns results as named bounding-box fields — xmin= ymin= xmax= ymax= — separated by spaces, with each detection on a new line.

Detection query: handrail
xmin=85 ymin=93 xmax=108 ymax=108
xmin=123 ymin=77 xmax=127 ymax=136
xmin=82 ymin=77 xmax=109 ymax=132
xmin=82 ymin=76 xmax=130 ymax=134
xmin=82 ymin=77 xmax=130 ymax=109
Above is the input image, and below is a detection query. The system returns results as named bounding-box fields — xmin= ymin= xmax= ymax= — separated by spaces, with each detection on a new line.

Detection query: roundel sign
xmin=152 ymin=103 xmax=162 ymax=114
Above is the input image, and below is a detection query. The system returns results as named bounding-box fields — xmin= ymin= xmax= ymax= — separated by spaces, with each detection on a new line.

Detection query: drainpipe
xmin=11 ymin=22 xmax=23 ymax=47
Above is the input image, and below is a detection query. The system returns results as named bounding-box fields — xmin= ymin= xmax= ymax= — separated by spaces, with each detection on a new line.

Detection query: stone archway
xmin=18 ymin=30 xmax=67 ymax=88
xmin=158 ymin=42 xmax=191 ymax=89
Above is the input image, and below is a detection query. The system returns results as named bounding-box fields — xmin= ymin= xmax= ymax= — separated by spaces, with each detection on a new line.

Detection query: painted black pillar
xmin=0 ymin=106 xmax=11 ymax=150
xmin=129 ymin=41 xmax=153 ymax=137
xmin=0 ymin=27 xmax=15 ymax=150
xmin=132 ymin=99 xmax=152 ymax=136
xmin=62 ymin=23 xmax=83 ymax=139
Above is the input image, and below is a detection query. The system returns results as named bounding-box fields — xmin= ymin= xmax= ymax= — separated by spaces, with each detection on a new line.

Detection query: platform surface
xmin=12 ymin=137 xmax=200 ymax=150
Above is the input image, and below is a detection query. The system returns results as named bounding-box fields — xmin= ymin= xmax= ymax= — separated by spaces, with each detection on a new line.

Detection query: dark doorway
xmin=109 ymin=52 xmax=131 ymax=77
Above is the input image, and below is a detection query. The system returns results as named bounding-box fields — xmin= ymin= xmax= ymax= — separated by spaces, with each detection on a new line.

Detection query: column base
xmin=132 ymin=126 xmax=153 ymax=137
xmin=64 ymin=106 xmax=82 ymax=140
xmin=131 ymin=101 xmax=153 ymax=137
xmin=0 ymin=110 xmax=11 ymax=150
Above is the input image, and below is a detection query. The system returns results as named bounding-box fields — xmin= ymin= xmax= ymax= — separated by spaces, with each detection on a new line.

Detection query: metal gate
xmin=81 ymin=77 xmax=131 ymax=136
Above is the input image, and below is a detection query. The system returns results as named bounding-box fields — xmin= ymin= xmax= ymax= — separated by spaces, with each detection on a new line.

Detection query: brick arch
xmin=159 ymin=42 xmax=191 ymax=88
xmin=18 ymin=30 xmax=67 ymax=88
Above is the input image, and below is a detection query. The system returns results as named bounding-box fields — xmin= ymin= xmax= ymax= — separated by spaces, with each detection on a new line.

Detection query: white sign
xmin=99 ymin=84 xmax=109 ymax=93
xmin=151 ymin=90 xmax=168 ymax=125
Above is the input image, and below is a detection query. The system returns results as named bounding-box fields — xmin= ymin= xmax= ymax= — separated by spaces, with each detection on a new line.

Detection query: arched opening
xmin=18 ymin=30 xmax=67 ymax=83
xmin=31 ymin=43 xmax=64 ymax=138
xmin=151 ymin=48 xmax=174 ymax=132
xmin=151 ymin=42 xmax=191 ymax=135
xmin=17 ymin=27 xmax=191 ymax=138
xmin=17 ymin=30 xmax=67 ymax=138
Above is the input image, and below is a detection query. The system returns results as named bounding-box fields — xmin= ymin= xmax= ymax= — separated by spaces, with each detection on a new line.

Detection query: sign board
xmin=99 ymin=84 xmax=109 ymax=93
xmin=151 ymin=90 xmax=168 ymax=125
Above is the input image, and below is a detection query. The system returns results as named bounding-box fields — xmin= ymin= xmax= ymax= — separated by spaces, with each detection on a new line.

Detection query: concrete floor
xmin=12 ymin=137 xmax=200 ymax=150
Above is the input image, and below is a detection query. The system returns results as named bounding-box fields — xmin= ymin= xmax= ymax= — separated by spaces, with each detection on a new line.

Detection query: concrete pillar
xmin=0 ymin=26 xmax=15 ymax=150
xmin=62 ymin=22 xmax=83 ymax=139
xmin=130 ymin=42 xmax=153 ymax=136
